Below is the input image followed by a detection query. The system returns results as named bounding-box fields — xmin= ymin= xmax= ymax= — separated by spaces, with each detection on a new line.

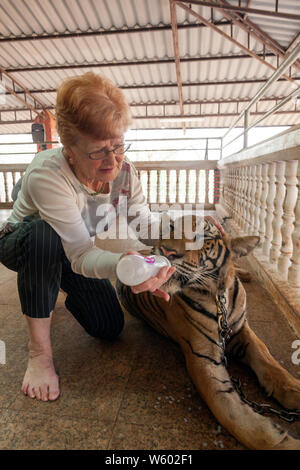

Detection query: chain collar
xmin=216 ymin=288 xmax=300 ymax=423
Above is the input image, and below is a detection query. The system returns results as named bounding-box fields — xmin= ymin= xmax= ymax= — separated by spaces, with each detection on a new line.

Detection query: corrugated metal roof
xmin=0 ymin=0 xmax=299 ymax=134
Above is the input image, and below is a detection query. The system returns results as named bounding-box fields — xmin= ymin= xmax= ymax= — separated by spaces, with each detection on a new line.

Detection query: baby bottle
xmin=116 ymin=254 xmax=171 ymax=286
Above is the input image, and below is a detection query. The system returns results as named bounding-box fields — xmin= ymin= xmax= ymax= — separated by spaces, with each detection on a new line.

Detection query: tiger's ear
xmin=230 ymin=236 xmax=260 ymax=258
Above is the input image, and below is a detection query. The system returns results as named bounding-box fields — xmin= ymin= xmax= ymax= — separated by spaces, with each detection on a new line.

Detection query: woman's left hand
xmin=131 ymin=264 xmax=176 ymax=302
xmin=123 ymin=251 xmax=176 ymax=302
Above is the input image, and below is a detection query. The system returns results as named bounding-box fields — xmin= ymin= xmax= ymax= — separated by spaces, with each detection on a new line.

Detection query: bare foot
xmin=22 ymin=350 xmax=60 ymax=402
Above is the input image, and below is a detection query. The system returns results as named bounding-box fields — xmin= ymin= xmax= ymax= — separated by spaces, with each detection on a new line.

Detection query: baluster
xmin=225 ymin=168 xmax=230 ymax=213
xmin=195 ymin=169 xmax=200 ymax=203
xmin=278 ymin=160 xmax=298 ymax=279
xmin=231 ymin=167 xmax=236 ymax=220
xmin=259 ymin=164 xmax=268 ymax=245
xmin=236 ymin=167 xmax=243 ymax=228
xmin=221 ymin=169 xmax=226 ymax=208
xmin=166 ymin=169 xmax=170 ymax=204
xmin=226 ymin=167 xmax=231 ymax=211
xmin=4 ymin=172 xmax=9 ymax=202
xmin=147 ymin=170 xmax=151 ymax=203
xmin=205 ymin=169 xmax=209 ymax=205
xmin=239 ymin=167 xmax=246 ymax=229
xmin=176 ymin=170 xmax=180 ymax=203
xmin=270 ymin=161 xmax=286 ymax=267
xmin=157 ymin=170 xmax=161 ymax=204
xmin=234 ymin=168 xmax=240 ymax=223
xmin=263 ymin=163 xmax=276 ymax=257
xmin=288 ymin=162 xmax=300 ymax=287
xmin=219 ymin=169 xmax=224 ymax=206
xmin=12 ymin=171 xmax=17 ymax=188
xmin=253 ymin=164 xmax=262 ymax=237
xmin=226 ymin=168 xmax=231 ymax=213
xmin=243 ymin=166 xmax=251 ymax=233
xmin=249 ymin=165 xmax=257 ymax=234
xmin=229 ymin=167 xmax=234 ymax=216
xmin=186 ymin=169 xmax=190 ymax=203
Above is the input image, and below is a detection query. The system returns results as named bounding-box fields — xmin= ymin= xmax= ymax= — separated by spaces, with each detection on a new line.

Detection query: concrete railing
xmin=0 ymin=160 xmax=218 ymax=210
xmin=217 ymin=125 xmax=300 ymax=334
xmin=134 ymin=160 xmax=217 ymax=209
xmin=0 ymin=164 xmax=27 ymax=208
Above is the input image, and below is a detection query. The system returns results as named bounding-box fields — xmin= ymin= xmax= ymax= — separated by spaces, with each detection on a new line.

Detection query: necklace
xmin=63 ymin=147 xmax=108 ymax=197
xmin=79 ymin=182 xmax=108 ymax=197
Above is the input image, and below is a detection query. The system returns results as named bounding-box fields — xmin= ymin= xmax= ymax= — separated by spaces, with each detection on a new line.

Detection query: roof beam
xmin=0 ymin=21 xmax=232 ymax=43
xmin=5 ymin=53 xmax=276 ymax=73
xmin=0 ymin=96 xmax=285 ymax=114
xmin=1 ymin=109 xmax=298 ymax=126
xmin=134 ymin=111 xmax=300 ymax=119
xmin=2 ymin=77 xmax=300 ymax=94
xmin=176 ymin=2 xmax=300 ymax=89
xmin=178 ymin=1 xmax=300 ymax=20
xmin=169 ymin=0 xmax=185 ymax=131
xmin=0 ymin=96 xmax=289 ymax=114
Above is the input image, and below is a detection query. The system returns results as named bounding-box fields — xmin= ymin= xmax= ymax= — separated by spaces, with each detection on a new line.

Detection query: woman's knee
xmin=89 ymin=314 xmax=124 ymax=340
xmin=65 ymin=293 xmax=124 ymax=340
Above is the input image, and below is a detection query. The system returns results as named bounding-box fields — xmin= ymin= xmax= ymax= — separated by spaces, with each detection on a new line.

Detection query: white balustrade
xmin=0 ymin=165 xmax=27 ymax=207
xmin=1 ymin=161 xmax=217 ymax=210
xmin=218 ymin=125 xmax=300 ymax=296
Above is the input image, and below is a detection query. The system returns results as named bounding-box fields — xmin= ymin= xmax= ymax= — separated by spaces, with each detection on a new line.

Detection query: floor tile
xmin=107 ymin=422 xmax=244 ymax=450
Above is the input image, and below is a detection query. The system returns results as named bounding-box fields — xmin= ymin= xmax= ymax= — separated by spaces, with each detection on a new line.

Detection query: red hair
xmin=56 ymin=72 xmax=132 ymax=146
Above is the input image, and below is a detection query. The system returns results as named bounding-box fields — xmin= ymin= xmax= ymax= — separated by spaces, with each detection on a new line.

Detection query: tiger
xmin=116 ymin=214 xmax=300 ymax=450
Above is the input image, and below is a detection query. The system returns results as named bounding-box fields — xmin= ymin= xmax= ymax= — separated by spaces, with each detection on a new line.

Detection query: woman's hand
xmin=120 ymin=251 xmax=176 ymax=302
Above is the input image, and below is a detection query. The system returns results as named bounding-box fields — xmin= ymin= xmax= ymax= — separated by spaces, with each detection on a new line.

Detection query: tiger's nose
xmin=160 ymin=246 xmax=178 ymax=258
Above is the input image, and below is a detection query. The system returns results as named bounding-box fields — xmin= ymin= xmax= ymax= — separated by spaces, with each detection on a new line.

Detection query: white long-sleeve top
xmin=3 ymin=147 xmax=154 ymax=281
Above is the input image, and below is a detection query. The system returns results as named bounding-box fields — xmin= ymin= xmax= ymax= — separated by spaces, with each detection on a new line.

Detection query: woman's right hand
xmin=119 ymin=251 xmax=176 ymax=302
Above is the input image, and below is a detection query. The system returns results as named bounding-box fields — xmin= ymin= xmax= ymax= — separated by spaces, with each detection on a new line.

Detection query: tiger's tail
xmin=183 ymin=351 xmax=300 ymax=450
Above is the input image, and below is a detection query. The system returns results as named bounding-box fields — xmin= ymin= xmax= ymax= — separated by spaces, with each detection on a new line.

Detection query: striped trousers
xmin=0 ymin=217 xmax=124 ymax=339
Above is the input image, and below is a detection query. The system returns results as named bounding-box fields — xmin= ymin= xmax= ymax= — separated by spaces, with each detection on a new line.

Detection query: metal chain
xmin=216 ymin=290 xmax=300 ymax=423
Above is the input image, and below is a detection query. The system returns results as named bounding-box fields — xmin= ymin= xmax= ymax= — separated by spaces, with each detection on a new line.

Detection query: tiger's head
xmin=146 ymin=214 xmax=259 ymax=296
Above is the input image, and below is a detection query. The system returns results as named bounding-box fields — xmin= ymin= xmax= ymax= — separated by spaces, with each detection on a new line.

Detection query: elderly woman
xmin=0 ymin=73 xmax=224 ymax=403
xmin=0 ymin=72 xmax=178 ymax=402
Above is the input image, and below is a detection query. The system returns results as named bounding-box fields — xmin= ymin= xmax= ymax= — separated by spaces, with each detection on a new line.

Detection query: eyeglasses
xmin=88 ymin=143 xmax=131 ymax=160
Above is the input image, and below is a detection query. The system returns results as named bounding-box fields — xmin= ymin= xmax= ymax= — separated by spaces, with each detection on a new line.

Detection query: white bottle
xmin=116 ymin=254 xmax=171 ymax=286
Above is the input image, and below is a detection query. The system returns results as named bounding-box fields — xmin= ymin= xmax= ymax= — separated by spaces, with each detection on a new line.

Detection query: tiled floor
xmin=0 ymin=212 xmax=300 ymax=450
